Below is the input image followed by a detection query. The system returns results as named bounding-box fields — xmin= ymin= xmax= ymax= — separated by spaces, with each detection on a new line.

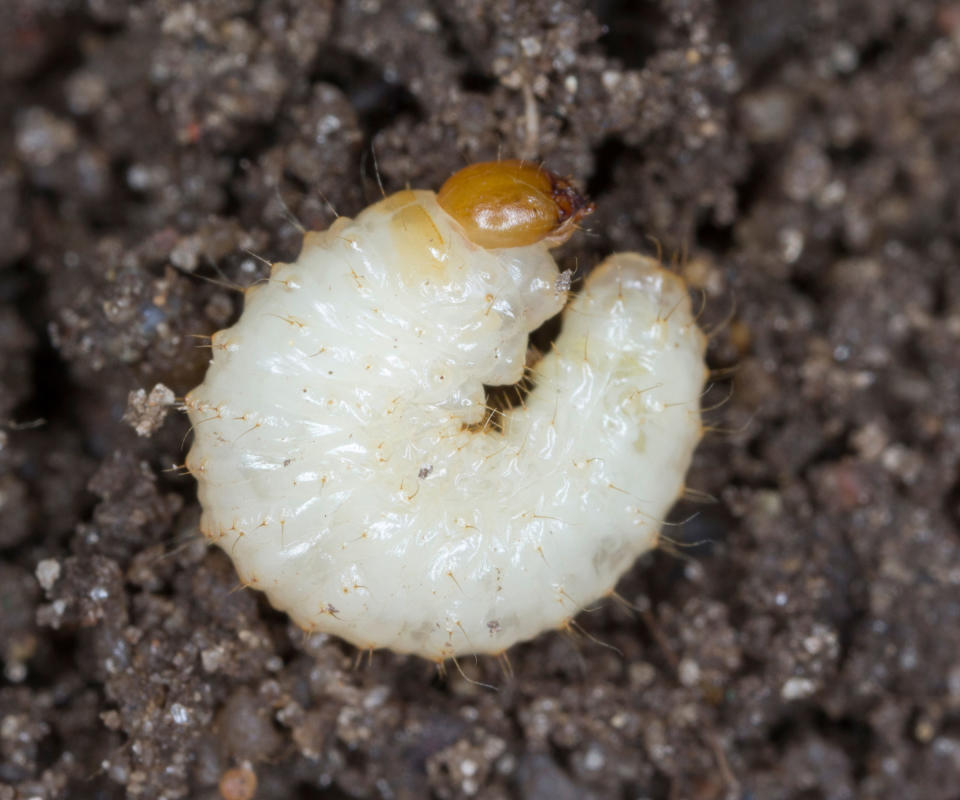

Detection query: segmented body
xmin=186 ymin=165 xmax=706 ymax=659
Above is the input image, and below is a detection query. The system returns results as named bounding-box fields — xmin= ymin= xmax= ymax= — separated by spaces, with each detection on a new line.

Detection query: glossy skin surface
xmin=185 ymin=175 xmax=706 ymax=660
xmin=437 ymin=160 xmax=594 ymax=249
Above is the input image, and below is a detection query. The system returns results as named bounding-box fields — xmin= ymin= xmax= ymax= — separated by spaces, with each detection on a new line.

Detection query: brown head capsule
xmin=437 ymin=159 xmax=594 ymax=250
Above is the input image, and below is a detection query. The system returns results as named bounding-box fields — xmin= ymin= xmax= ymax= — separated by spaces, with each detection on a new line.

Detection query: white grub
xmin=186 ymin=186 xmax=707 ymax=660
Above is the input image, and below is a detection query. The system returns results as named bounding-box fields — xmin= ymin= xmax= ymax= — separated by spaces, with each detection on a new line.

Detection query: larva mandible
xmin=185 ymin=160 xmax=707 ymax=661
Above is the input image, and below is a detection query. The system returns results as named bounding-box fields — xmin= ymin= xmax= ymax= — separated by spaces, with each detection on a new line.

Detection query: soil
xmin=2 ymin=1 xmax=960 ymax=798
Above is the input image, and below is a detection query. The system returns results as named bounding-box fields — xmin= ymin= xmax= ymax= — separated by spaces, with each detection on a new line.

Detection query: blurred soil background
xmin=2 ymin=0 xmax=960 ymax=798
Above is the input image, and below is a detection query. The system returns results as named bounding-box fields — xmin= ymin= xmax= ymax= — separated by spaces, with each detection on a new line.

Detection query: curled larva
xmin=185 ymin=160 xmax=707 ymax=661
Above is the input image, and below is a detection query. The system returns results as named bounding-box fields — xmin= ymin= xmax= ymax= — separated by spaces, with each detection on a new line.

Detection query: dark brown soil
xmin=3 ymin=1 xmax=960 ymax=798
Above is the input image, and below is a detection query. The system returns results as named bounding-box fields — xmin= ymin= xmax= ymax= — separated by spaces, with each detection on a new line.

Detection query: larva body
xmin=186 ymin=163 xmax=706 ymax=660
